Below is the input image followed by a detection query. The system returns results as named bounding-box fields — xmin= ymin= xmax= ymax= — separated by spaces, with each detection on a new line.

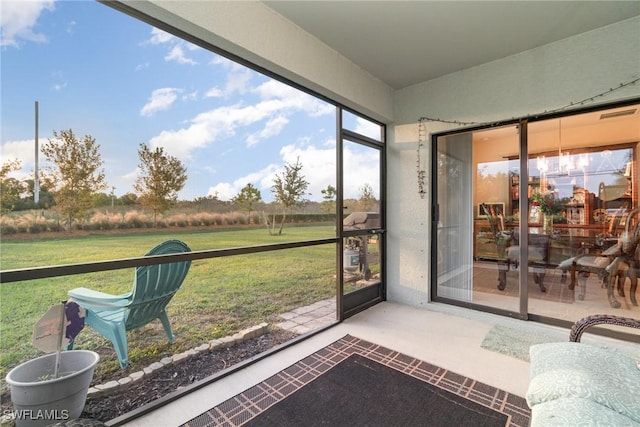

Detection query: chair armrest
xmin=68 ymin=287 xmax=131 ymax=309
xmin=570 ymin=314 xmax=640 ymax=342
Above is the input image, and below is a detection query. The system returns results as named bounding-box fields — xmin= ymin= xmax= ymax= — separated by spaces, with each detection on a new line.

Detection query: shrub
xmin=231 ymin=211 xmax=247 ymax=225
xmin=166 ymin=213 xmax=188 ymax=227
xmin=11 ymin=212 xmax=51 ymax=234
xmin=48 ymin=222 xmax=64 ymax=232
xmin=90 ymin=212 xmax=116 ymax=230
xmin=124 ymin=210 xmax=149 ymax=229
xmin=0 ymin=217 xmax=18 ymax=235
xmin=82 ymin=222 xmax=100 ymax=231
xmin=190 ymin=212 xmax=216 ymax=226
xmin=249 ymin=212 xmax=260 ymax=225
xmin=224 ymin=214 xmax=236 ymax=225
xmin=212 ymin=213 xmax=224 ymax=225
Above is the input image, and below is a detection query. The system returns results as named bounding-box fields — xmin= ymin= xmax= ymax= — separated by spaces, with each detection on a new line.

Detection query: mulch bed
xmin=0 ymin=330 xmax=298 ymax=424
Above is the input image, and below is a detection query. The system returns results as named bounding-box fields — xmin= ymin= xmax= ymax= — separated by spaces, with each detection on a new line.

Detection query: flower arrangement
xmin=531 ymin=189 xmax=563 ymax=216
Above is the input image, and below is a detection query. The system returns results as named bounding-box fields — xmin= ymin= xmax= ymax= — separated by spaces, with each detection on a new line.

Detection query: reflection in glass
xmin=437 ymin=106 xmax=640 ymax=332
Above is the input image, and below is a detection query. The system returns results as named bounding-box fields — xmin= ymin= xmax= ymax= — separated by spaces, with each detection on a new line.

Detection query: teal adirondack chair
xmin=68 ymin=240 xmax=192 ymax=368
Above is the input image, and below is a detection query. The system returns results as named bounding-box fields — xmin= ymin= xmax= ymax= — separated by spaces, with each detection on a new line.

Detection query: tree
xmin=233 ymin=183 xmax=262 ymax=223
xmin=119 ymin=192 xmax=138 ymax=206
xmin=92 ymin=192 xmax=112 ymax=207
xmin=269 ymin=157 xmax=309 ymax=235
xmin=134 ymin=143 xmax=187 ymax=226
xmin=0 ymin=159 xmax=24 ymax=214
xmin=21 ymin=173 xmax=55 ymax=209
xmin=358 ymin=183 xmax=376 ymax=211
xmin=41 ymin=129 xmax=107 ymax=230
xmin=320 ymin=184 xmax=337 ymax=213
xmin=192 ymin=195 xmax=220 ymax=212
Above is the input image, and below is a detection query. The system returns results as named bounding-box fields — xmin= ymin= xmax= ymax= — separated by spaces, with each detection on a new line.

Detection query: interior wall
xmin=388 ymin=16 xmax=640 ymax=307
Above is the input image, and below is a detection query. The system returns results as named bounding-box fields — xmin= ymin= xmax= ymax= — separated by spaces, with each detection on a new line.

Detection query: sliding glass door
xmin=433 ymin=124 xmax=521 ymax=314
xmin=432 ymin=102 xmax=640 ymax=328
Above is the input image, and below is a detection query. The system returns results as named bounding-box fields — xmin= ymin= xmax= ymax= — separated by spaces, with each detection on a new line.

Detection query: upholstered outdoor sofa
xmin=526 ymin=315 xmax=640 ymax=426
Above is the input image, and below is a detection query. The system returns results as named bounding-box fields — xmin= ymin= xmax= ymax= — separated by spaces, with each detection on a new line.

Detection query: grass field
xmin=0 ymin=225 xmax=338 ymax=390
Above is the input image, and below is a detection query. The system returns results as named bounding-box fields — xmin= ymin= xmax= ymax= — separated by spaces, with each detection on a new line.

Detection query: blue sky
xmin=1 ymin=0 xmax=381 ymax=202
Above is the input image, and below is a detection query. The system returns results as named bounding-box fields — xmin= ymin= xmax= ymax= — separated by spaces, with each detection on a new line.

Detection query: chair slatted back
xmin=620 ymin=208 xmax=640 ymax=256
xmin=482 ymin=204 xmax=502 ymax=238
xmin=125 ymin=240 xmax=191 ymax=331
xmin=609 ymin=202 xmax=629 ymax=235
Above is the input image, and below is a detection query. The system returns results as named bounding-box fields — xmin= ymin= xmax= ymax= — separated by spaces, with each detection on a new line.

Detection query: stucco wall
xmin=387 ymin=17 xmax=640 ymax=307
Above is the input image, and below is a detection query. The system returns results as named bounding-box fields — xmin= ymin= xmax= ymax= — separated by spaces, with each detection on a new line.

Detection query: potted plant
xmin=5 ymin=302 xmax=99 ymax=427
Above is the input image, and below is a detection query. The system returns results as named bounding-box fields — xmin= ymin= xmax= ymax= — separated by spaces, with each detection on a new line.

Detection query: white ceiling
xmin=263 ymin=1 xmax=640 ymax=90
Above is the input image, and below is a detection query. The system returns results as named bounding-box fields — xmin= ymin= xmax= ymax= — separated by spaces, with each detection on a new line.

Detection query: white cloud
xmin=65 ymin=20 xmax=76 ymax=35
xmin=0 ymin=0 xmax=54 ymax=47
xmin=135 ymin=62 xmax=150 ymax=71
xmin=183 ymin=91 xmax=198 ymax=102
xmin=225 ymin=70 xmax=252 ymax=95
xmin=205 ymin=87 xmax=224 ymax=98
xmin=122 ymin=167 xmax=140 ymax=183
xmin=355 ymin=117 xmax=382 ymax=140
xmin=206 ymin=182 xmax=235 ymax=200
xmin=51 ymin=82 xmax=67 ymax=91
xmin=341 ymin=144 xmax=379 ymax=199
xmin=144 ymin=28 xmax=198 ymax=65
xmin=277 ymin=142 xmax=339 ymax=200
xmin=207 ymin=138 xmax=344 ymax=202
xmin=205 ymin=70 xmax=252 ymax=99
xmin=165 ymin=45 xmax=197 ymax=65
xmin=210 ymin=54 xmax=245 ymax=70
xmin=207 ymin=134 xmax=377 ymax=202
xmin=149 ymin=103 xmax=269 ymax=160
xmin=0 ymin=137 xmax=54 ymax=180
xmin=1 ymin=139 xmax=35 ymax=166
xmin=267 ymin=138 xmax=376 ymax=201
xmin=140 ymin=88 xmax=182 ymax=117
xmin=246 ymin=115 xmax=289 ymax=147
xmin=148 ymin=78 xmax=334 ymax=161
xmin=146 ymin=27 xmax=174 ymax=45
xmin=254 ymin=80 xmax=334 ymax=117
xmin=207 ymin=163 xmax=279 ymax=201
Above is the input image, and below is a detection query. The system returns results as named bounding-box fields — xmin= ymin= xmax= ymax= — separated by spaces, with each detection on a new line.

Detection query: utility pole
xmin=34 ymin=101 xmax=40 ymax=204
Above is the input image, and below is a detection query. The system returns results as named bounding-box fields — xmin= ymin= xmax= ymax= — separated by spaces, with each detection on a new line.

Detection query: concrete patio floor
xmin=120 ymin=301 xmax=541 ymax=426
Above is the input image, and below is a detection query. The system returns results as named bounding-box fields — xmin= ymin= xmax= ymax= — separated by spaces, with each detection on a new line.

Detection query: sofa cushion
xmin=531 ymin=397 xmax=640 ymax=427
xmin=527 ymin=342 xmax=640 ymax=423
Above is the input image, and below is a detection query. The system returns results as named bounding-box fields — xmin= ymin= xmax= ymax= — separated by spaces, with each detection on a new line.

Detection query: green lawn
xmin=0 ymin=226 xmax=337 ymax=389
